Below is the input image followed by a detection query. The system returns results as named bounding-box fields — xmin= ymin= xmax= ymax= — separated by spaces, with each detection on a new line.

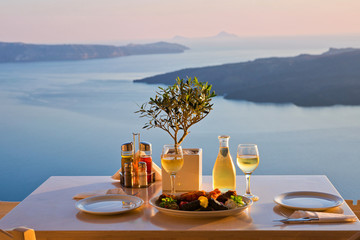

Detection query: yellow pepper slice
xmin=198 ymin=196 xmax=208 ymax=208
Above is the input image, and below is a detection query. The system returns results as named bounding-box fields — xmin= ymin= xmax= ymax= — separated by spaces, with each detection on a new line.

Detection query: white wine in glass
xmin=237 ymin=144 xmax=259 ymax=201
xmin=161 ymin=145 xmax=184 ymax=194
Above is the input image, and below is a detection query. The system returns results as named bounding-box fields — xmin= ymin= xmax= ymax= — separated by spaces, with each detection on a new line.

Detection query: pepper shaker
xmin=124 ymin=162 xmax=134 ymax=188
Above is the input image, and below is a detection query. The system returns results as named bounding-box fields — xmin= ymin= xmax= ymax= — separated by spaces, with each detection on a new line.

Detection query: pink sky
xmin=0 ymin=0 xmax=359 ymax=44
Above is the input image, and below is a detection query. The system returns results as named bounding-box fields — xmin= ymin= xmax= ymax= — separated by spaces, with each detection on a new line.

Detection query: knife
xmin=273 ymin=217 xmax=319 ymax=223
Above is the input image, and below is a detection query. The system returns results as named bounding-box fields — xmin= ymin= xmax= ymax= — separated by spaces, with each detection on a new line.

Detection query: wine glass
xmin=161 ymin=145 xmax=184 ymax=194
xmin=237 ymin=144 xmax=260 ymax=201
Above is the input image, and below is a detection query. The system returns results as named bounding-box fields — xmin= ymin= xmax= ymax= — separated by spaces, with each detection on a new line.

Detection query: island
xmin=135 ymin=48 xmax=360 ymax=107
xmin=0 ymin=41 xmax=189 ymax=63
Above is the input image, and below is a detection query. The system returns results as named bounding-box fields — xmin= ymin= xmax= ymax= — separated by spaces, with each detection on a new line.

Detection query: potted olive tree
xmin=137 ymin=77 xmax=216 ymax=191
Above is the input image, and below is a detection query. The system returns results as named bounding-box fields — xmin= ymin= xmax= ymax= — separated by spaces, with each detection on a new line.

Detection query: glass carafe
xmin=212 ymin=135 xmax=236 ymax=192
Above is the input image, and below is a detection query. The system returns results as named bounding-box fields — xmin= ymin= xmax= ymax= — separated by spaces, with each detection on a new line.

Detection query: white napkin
xmin=289 ymin=210 xmax=358 ymax=223
xmin=111 ymin=161 xmax=162 ymax=181
xmin=73 ymin=188 xmax=127 ymax=200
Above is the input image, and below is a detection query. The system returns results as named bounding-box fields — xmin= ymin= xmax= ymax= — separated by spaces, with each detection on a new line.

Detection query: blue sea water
xmin=0 ymin=46 xmax=360 ymax=201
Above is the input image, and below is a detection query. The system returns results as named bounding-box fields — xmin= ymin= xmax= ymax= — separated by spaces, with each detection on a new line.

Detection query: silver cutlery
xmin=273 ymin=217 xmax=319 ymax=223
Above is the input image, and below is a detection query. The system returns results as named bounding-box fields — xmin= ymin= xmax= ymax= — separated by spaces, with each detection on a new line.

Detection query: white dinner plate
xmin=75 ymin=194 xmax=144 ymax=215
xmin=149 ymin=195 xmax=252 ymax=218
xmin=274 ymin=191 xmax=344 ymax=211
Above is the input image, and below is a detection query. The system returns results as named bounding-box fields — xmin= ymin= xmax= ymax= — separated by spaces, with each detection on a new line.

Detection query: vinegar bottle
xmin=139 ymin=142 xmax=152 ymax=183
xmin=212 ymin=135 xmax=236 ymax=192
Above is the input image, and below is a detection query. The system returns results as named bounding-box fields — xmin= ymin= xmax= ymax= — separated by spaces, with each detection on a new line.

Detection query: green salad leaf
xmin=159 ymin=197 xmax=179 ymax=209
xmin=230 ymin=195 xmax=245 ymax=206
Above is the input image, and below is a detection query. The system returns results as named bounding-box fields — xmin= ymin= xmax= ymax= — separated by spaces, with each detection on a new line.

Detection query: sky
xmin=0 ymin=0 xmax=360 ymax=44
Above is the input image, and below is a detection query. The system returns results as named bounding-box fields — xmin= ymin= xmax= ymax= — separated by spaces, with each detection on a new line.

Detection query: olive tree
xmin=136 ymin=77 xmax=216 ymax=146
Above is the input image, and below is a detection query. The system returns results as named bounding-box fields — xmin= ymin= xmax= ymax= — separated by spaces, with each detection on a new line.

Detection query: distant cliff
xmin=0 ymin=41 xmax=189 ymax=63
xmin=135 ymin=48 xmax=360 ymax=107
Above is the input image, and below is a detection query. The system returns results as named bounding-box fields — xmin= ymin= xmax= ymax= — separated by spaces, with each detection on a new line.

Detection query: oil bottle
xmin=121 ymin=142 xmax=133 ymax=176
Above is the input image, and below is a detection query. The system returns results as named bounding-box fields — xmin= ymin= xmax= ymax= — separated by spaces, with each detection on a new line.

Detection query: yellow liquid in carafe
xmin=212 ymin=147 xmax=236 ymax=192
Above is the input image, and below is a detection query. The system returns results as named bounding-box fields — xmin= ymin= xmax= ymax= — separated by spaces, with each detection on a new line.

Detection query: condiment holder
xmin=119 ymin=133 xmax=155 ymax=188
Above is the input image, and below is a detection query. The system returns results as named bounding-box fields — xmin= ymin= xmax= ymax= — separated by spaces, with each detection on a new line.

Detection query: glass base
xmin=243 ymin=193 xmax=259 ymax=202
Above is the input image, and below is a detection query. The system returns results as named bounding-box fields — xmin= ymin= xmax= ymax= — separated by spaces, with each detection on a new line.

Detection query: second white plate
xmin=75 ymin=194 xmax=144 ymax=215
xmin=274 ymin=191 xmax=344 ymax=211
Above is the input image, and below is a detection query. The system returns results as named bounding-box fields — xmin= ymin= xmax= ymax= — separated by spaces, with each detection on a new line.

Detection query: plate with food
xmin=149 ymin=189 xmax=252 ymax=218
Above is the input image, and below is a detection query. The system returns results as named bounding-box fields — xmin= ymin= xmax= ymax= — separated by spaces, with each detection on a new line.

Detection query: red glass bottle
xmin=140 ymin=142 xmax=152 ymax=183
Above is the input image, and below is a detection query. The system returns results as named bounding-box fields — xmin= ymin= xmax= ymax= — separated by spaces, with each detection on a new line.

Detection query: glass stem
xmin=170 ymin=173 xmax=176 ymax=195
xmin=245 ymin=173 xmax=252 ymax=195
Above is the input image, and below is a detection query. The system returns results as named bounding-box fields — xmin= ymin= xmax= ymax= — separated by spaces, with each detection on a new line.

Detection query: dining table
xmin=0 ymin=175 xmax=359 ymax=240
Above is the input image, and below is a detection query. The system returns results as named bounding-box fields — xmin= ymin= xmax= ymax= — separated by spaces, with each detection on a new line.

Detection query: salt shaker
xmin=138 ymin=162 xmax=148 ymax=187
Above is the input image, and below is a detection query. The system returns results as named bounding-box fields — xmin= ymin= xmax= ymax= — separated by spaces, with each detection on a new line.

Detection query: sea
xmin=1 ymin=44 xmax=360 ymax=201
